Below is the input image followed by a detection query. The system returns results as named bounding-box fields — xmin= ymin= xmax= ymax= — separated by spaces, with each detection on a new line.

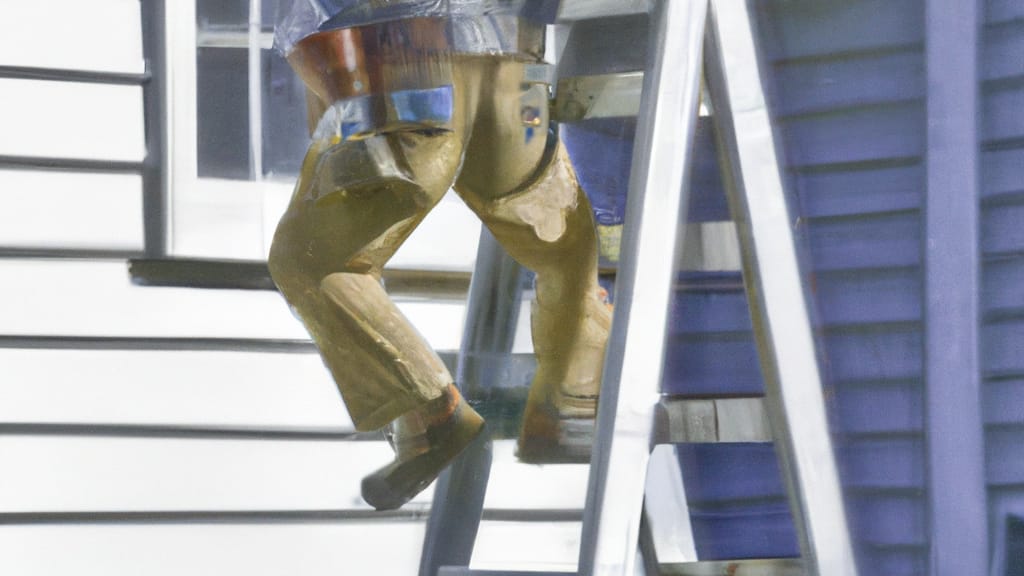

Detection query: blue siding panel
xmin=986 ymin=0 xmax=1024 ymax=25
xmin=562 ymin=118 xmax=731 ymax=225
xmin=663 ymin=333 xmax=763 ymax=397
xmin=689 ymin=120 xmax=730 ymax=222
xmin=984 ymin=380 xmax=1024 ymax=426
xmin=560 ymin=119 xmax=634 ymax=227
xmin=772 ymin=51 xmax=924 ymax=118
xmin=837 ymin=437 xmax=926 ymax=490
xmin=846 ymin=493 xmax=927 ymax=546
xmin=858 ymin=548 xmax=928 ymax=576
xmin=823 ymin=328 xmax=923 ymax=384
xmin=678 ymin=444 xmax=800 ymax=560
xmin=983 ymin=4 xmax=1024 ymax=561
xmin=755 ymin=0 xmax=924 ymax=61
xmin=982 ymin=148 xmax=1024 ymax=199
xmin=983 ymin=85 xmax=1024 ymax=143
xmin=805 ymin=212 xmax=921 ymax=272
xmin=983 ymin=22 xmax=1024 ymax=82
xmin=983 ymin=256 xmax=1024 ymax=314
xmin=983 ymin=320 xmax=1024 ymax=377
xmin=793 ymin=163 xmax=923 ymax=219
xmin=986 ymin=427 xmax=1024 ymax=486
xmin=781 ymin=105 xmax=925 ymax=168
xmin=664 ymin=279 xmax=764 ymax=396
xmin=833 ymin=384 xmax=924 ymax=435
xmin=815 ymin=268 xmax=922 ymax=325
xmin=671 ymin=287 xmax=750 ymax=335
xmin=982 ymin=199 xmax=1024 ymax=255
xmin=758 ymin=0 xmax=929 ymax=570
xmin=687 ymin=505 xmax=800 ymax=561
xmin=663 ymin=297 xmax=926 ymax=395
xmin=679 ymin=444 xmax=788 ymax=504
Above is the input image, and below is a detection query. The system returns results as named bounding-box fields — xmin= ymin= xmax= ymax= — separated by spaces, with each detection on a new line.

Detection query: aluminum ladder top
xmin=425 ymin=1 xmax=859 ymax=575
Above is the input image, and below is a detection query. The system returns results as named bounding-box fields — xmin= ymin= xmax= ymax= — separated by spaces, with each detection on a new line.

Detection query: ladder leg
xmin=577 ymin=1 xmax=708 ymax=574
xmin=418 ymin=228 xmax=524 ymax=576
xmin=703 ymin=2 xmax=857 ymax=574
xmin=643 ymin=444 xmax=698 ymax=565
xmin=418 ymin=433 xmax=494 ymax=576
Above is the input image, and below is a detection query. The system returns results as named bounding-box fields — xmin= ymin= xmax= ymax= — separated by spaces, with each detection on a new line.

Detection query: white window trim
xmin=162 ymin=0 xmax=481 ymax=268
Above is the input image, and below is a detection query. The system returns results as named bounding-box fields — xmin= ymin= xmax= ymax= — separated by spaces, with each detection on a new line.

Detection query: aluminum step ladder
xmin=422 ymin=1 xmax=859 ymax=575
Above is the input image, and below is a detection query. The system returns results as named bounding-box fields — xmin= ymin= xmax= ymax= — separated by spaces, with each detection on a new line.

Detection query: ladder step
xmin=516 ymin=396 xmax=773 ymax=465
xmin=438 ymin=558 xmax=802 ymax=576
xmin=658 ymin=558 xmax=803 ymax=576
xmin=434 ymin=565 xmax=573 ymax=569
xmin=654 ymin=397 xmax=771 ymax=445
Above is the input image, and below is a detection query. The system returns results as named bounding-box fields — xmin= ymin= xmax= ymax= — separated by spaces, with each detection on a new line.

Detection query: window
xmin=167 ymin=0 xmax=483 ymax=268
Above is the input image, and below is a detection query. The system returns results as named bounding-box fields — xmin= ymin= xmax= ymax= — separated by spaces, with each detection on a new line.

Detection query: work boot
xmin=362 ymin=384 xmax=485 ymax=510
xmin=517 ymin=288 xmax=612 ymax=463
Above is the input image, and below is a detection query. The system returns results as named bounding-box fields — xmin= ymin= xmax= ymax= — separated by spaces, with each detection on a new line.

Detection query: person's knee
xmin=475 ymin=140 xmax=596 ymax=252
xmin=269 ymin=129 xmax=463 ymax=289
xmin=268 ymin=220 xmax=314 ymax=300
xmin=308 ymin=130 xmax=461 ymax=207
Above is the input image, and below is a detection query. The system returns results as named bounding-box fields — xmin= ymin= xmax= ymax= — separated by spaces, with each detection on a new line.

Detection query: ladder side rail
xmin=702 ymin=2 xmax=857 ymax=574
xmin=419 ymin=229 xmax=522 ymax=576
xmin=577 ymin=1 xmax=709 ymax=574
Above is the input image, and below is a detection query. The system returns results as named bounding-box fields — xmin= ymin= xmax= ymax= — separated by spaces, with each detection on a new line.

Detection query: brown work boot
xmin=517 ymin=289 xmax=612 ymax=463
xmin=362 ymin=384 xmax=485 ymax=510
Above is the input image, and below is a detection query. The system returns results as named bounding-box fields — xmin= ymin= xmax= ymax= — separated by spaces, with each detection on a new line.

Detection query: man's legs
xmin=269 ymin=126 xmax=486 ymax=508
xmin=270 ymin=130 xmax=462 ymax=431
xmin=454 ymin=57 xmax=612 ymax=462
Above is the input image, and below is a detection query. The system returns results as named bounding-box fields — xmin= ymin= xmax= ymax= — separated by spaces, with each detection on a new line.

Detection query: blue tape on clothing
xmin=391 ymin=85 xmax=454 ymax=124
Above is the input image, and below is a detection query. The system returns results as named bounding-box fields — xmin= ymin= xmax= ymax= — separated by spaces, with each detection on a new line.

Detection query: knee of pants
xmin=269 ymin=129 xmax=465 ymax=284
xmin=300 ymin=130 xmax=463 ymax=207
xmin=467 ymin=139 xmax=599 ymax=271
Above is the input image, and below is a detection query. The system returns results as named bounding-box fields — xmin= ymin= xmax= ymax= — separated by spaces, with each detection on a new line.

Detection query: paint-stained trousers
xmin=269 ymin=29 xmax=610 ymax=436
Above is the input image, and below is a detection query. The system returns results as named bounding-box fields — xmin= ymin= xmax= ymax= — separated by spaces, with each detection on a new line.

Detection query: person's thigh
xmin=271 ymin=124 xmax=467 ymax=284
xmin=454 ymin=56 xmax=551 ymax=202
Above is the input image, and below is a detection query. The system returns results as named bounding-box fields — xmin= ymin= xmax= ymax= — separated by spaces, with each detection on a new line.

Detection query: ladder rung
xmin=657 ymin=558 xmax=803 ymax=576
xmin=512 ymin=396 xmax=773 ymax=465
xmin=434 ymin=565 xmax=573 ymax=569
xmin=654 ymin=397 xmax=772 ymax=444
xmin=556 ymin=0 xmax=650 ymax=21
xmin=437 ymin=558 xmax=802 ymax=576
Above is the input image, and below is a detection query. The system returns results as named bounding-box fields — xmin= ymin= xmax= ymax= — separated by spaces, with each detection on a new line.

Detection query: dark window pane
xmin=262 ymin=0 xmax=280 ymax=32
xmin=263 ymin=48 xmax=309 ymax=178
xmin=197 ymin=47 xmax=250 ymax=179
xmin=197 ymin=0 xmax=248 ymax=30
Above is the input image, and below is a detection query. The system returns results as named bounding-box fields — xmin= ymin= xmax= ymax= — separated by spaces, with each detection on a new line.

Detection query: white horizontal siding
xmin=0 ymin=436 xmax=400 ymax=513
xmin=0 ymin=0 xmax=143 ymax=74
xmin=174 ymin=177 xmax=485 ymax=270
xmin=0 ymin=171 xmax=144 ymax=250
xmin=0 ymin=348 xmax=347 ymax=428
xmin=0 ymin=438 xmax=586 ymax=513
xmin=0 ymin=260 xmax=466 ymax=349
xmin=0 ymin=79 xmax=145 ymax=161
xmin=0 ymin=520 xmax=590 ymax=576
xmin=472 ymin=521 xmax=581 ymax=572
xmin=0 ymin=524 xmax=426 ymax=576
